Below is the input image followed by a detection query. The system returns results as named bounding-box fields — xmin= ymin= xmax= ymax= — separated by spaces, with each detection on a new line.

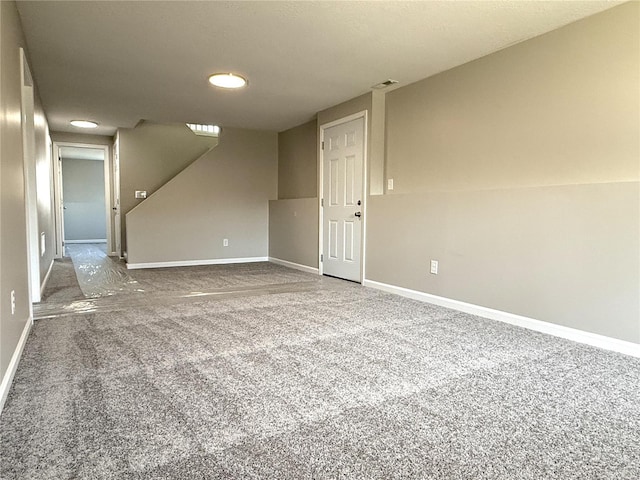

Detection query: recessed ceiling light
xmin=208 ymin=73 xmax=247 ymax=89
xmin=70 ymin=120 xmax=98 ymax=129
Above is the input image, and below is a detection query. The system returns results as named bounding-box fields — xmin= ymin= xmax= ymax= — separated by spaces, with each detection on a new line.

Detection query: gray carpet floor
xmin=65 ymin=244 xmax=314 ymax=299
xmin=36 ymin=245 xmax=319 ymax=320
xmin=2 ymin=260 xmax=639 ymax=479
xmin=40 ymin=256 xmax=85 ymax=303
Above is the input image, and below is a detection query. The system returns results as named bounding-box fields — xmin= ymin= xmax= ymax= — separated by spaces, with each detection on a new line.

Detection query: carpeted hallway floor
xmin=1 ymin=247 xmax=639 ymax=479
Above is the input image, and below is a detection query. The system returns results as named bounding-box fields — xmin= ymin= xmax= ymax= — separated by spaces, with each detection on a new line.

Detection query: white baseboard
xmin=64 ymin=239 xmax=107 ymax=244
xmin=0 ymin=318 xmax=32 ymax=415
xmin=363 ymin=279 xmax=640 ymax=358
xmin=126 ymin=256 xmax=269 ymax=270
xmin=269 ymin=257 xmax=319 ymax=275
xmin=40 ymin=259 xmax=54 ymax=297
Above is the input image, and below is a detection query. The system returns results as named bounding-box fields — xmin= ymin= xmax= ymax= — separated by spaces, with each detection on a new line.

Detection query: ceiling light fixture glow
xmin=187 ymin=123 xmax=221 ymax=137
xmin=70 ymin=120 xmax=98 ymax=129
xmin=208 ymin=73 xmax=247 ymax=89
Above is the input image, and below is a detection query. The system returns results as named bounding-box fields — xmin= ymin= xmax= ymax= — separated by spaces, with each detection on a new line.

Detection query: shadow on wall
xmin=117 ymin=121 xmax=220 ymax=253
xmin=124 ymin=126 xmax=278 ymax=267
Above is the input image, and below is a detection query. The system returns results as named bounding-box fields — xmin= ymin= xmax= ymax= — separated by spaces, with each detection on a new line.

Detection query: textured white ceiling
xmin=17 ymin=1 xmax=623 ymax=135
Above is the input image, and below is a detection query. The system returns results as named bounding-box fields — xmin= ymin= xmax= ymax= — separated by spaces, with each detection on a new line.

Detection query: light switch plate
xmin=430 ymin=260 xmax=438 ymax=275
xmin=135 ymin=190 xmax=147 ymax=199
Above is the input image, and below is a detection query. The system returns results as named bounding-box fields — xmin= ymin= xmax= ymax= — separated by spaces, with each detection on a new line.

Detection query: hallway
xmin=61 ymin=243 xmax=142 ymax=299
xmin=36 ymin=244 xmax=322 ymax=320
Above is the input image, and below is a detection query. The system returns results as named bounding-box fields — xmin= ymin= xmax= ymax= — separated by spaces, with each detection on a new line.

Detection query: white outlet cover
xmin=430 ymin=260 xmax=438 ymax=274
xmin=387 ymin=178 xmax=394 ymax=191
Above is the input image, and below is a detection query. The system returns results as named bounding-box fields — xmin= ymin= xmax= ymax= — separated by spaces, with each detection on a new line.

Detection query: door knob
xmin=354 ymin=211 xmax=362 ymax=217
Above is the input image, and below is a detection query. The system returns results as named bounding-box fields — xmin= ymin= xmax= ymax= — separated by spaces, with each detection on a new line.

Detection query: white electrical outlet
xmin=387 ymin=178 xmax=394 ymax=191
xmin=430 ymin=260 xmax=439 ymax=275
xmin=223 ymin=238 xmax=229 ymax=247
xmin=11 ymin=290 xmax=16 ymax=315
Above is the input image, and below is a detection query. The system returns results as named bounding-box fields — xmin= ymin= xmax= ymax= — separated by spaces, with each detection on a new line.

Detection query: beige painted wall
xmin=34 ymin=102 xmax=55 ymax=283
xmin=50 ymin=132 xmax=113 ymax=146
xmin=269 ymin=198 xmax=318 ymax=268
xmin=118 ymin=121 xmax=218 ymax=253
xmin=1 ymin=1 xmax=54 ymax=399
xmin=0 ymin=0 xmax=29 ymax=388
xmin=367 ymin=182 xmax=639 ymax=342
xmin=271 ymin=120 xmax=320 ymax=268
xmin=370 ymin=3 xmax=640 ymax=343
xmin=385 ymin=3 xmax=639 ymax=193
xmin=370 ymin=90 xmax=385 ymax=196
xmin=317 ymin=92 xmax=372 ymax=130
xmin=278 ymin=119 xmax=317 ymax=199
xmin=126 ymin=127 xmax=277 ymax=265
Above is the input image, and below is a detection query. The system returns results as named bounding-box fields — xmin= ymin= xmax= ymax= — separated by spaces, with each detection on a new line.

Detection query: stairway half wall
xmin=125 ymin=127 xmax=277 ymax=267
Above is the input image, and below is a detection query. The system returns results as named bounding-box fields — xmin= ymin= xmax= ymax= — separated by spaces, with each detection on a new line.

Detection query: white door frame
xmin=318 ymin=110 xmax=368 ymax=283
xmin=52 ymin=142 xmax=113 ymax=257
xmin=52 ymin=148 xmax=65 ymax=258
xmin=20 ymin=48 xmax=40 ymax=305
xmin=112 ymin=133 xmax=122 ymax=258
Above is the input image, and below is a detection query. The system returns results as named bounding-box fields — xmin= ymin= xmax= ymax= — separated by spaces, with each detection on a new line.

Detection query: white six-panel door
xmin=322 ymin=116 xmax=364 ymax=282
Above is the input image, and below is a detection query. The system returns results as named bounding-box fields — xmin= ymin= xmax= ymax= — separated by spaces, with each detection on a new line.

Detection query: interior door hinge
xmin=321 ymin=198 xmax=324 ymax=207
xmin=320 ymin=254 xmax=323 ymax=262
xmin=321 ymin=141 xmax=324 ymax=150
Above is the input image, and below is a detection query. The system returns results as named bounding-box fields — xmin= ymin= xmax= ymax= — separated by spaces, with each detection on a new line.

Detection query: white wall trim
xmin=363 ymin=279 xmax=640 ymax=358
xmin=126 ymin=256 xmax=269 ymax=270
xmin=64 ymin=239 xmax=107 ymax=244
xmin=0 ymin=318 xmax=32 ymax=415
xmin=40 ymin=259 xmax=54 ymax=297
xmin=269 ymin=257 xmax=320 ymax=275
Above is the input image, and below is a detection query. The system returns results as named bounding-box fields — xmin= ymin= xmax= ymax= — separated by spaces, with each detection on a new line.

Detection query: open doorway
xmin=52 ymin=143 xmax=114 ymax=258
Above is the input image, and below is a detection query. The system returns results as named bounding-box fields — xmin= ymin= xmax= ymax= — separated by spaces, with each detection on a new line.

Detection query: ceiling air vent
xmin=186 ymin=123 xmax=221 ymax=137
xmin=371 ymin=79 xmax=399 ymax=90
